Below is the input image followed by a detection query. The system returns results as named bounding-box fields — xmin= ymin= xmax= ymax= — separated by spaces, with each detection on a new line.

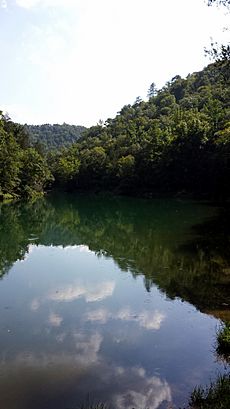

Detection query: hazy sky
xmin=0 ymin=0 xmax=229 ymax=126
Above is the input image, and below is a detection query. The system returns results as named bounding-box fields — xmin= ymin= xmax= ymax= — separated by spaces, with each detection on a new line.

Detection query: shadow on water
xmin=0 ymin=193 xmax=229 ymax=320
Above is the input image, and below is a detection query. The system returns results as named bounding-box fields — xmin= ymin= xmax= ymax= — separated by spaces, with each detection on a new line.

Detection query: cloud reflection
xmin=48 ymin=312 xmax=63 ymax=327
xmin=0 ymin=326 xmax=172 ymax=409
xmin=49 ymin=281 xmax=115 ymax=303
xmin=114 ymin=367 xmax=172 ymax=409
xmin=85 ymin=307 xmax=165 ymax=330
xmin=1 ymin=0 xmax=7 ymax=9
xmin=3 ymin=356 xmax=171 ymax=409
xmin=30 ymin=298 xmax=40 ymax=311
xmin=73 ymin=332 xmax=103 ymax=365
xmin=85 ymin=308 xmax=110 ymax=324
xmin=12 ymin=331 xmax=102 ymax=368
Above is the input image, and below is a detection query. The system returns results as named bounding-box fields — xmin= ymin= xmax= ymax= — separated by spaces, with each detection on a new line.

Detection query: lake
xmin=0 ymin=194 xmax=229 ymax=409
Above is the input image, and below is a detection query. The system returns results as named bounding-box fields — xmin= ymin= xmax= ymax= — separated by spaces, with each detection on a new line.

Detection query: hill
xmin=26 ymin=123 xmax=87 ymax=151
xmin=51 ymin=60 xmax=230 ymax=199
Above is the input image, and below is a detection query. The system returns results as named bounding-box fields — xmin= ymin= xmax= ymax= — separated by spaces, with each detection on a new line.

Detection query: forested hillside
xmin=51 ymin=61 xmax=230 ymax=199
xmin=0 ymin=60 xmax=229 ymax=200
xmin=27 ymin=123 xmax=87 ymax=151
xmin=0 ymin=113 xmax=52 ymax=200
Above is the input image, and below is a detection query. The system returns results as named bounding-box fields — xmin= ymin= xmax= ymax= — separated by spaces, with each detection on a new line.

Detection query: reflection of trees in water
xmin=175 ymin=208 xmax=230 ymax=320
xmin=0 ymin=195 xmax=229 ymax=319
xmin=0 ymin=205 xmax=29 ymax=278
xmin=188 ymin=319 xmax=230 ymax=409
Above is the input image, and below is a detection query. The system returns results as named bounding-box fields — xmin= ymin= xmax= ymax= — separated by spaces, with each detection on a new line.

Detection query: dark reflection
xmin=0 ymin=194 xmax=229 ymax=319
xmin=176 ymin=208 xmax=230 ymax=320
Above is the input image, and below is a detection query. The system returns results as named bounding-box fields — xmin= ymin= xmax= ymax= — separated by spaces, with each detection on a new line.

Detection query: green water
xmin=0 ymin=194 xmax=229 ymax=409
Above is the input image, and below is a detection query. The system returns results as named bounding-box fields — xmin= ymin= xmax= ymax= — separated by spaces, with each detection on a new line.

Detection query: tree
xmin=208 ymin=0 xmax=230 ymax=6
xmin=53 ymin=145 xmax=80 ymax=187
xmin=116 ymin=155 xmax=135 ymax=179
xmin=133 ymin=96 xmax=142 ymax=106
xmin=20 ymin=148 xmax=53 ymax=198
xmin=0 ymin=118 xmax=21 ymax=195
xmin=147 ymin=82 xmax=157 ymax=99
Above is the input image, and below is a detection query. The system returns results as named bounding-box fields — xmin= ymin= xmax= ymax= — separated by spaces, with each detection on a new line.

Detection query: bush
xmin=217 ymin=322 xmax=230 ymax=356
xmin=189 ymin=373 xmax=230 ymax=409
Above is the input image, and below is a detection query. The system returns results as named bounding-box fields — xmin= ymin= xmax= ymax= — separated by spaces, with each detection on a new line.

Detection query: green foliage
xmin=51 ymin=62 xmax=230 ymax=199
xmin=52 ymin=145 xmax=80 ymax=186
xmin=116 ymin=154 xmax=135 ymax=178
xmin=217 ymin=322 xmax=230 ymax=356
xmin=0 ymin=116 xmax=21 ymax=195
xmin=0 ymin=112 xmax=53 ymax=200
xmin=189 ymin=374 xmax=230 ymax=409
xmin=26 ymin=123 xmax=87 ymax=151
xmin=20 ymin=148 xmax=53 ymax=198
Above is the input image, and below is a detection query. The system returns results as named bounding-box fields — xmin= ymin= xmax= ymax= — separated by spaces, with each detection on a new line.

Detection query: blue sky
xmin=0 ymin=0 xmax=229 ymax=126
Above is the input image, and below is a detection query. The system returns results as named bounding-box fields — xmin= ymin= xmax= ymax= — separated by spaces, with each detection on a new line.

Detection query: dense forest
xmin=0 ymin=60 xmax=229 ymax=200
xmin=50 ymin=60 xmax=230 ymax=198
xmin=0 ymin=114 xmax=53 ymax=200
xmin=27 ymin=123 xmax=86 ymax=151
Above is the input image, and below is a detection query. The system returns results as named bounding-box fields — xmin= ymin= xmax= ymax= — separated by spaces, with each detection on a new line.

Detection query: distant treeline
xmin=0 ymin=60 xmax=230 ymax=200
xmin=26 ymin=123 xmax=87 ymax=151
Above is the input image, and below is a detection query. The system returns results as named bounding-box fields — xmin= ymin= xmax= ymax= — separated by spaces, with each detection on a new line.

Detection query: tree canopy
xmin=26 ymin=123 xmax=87 ymax=151
xmin=0 ymin=112 xmax=52 ymax=199
xmin=49 ymin=61 xmax=230 ymax=200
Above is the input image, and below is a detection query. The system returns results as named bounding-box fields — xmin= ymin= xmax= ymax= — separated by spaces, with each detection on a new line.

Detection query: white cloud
xmin=117 ymin=308 xmax=166 ymax=330
xmin=48 ymin=312 xmax=63 ymax=327
xmin=85 ymin=307 xmax=166 ymax=330
xmin=78 ymin=245 xmax=92 ymax=253
xmin=2 ymin=346 xmax=172 ymax=409
xmin=85 ymin=308 xmax=111 ymax=324
xmin=137 ymin=311 xmax=166 ymax=331
xmin=16 ymin=0 xmax=39 ymax=7
xmin=7 ymin=0 xmax=229 ymax=126
xmin=61 ymin=245 xmax=93 ymax=253
xmin=11 ymin=331 xmax=102 ymax=369
xmin=30 ymin=298 xmax=40 ymax=311
xmin=30 ymin=280 xmax=115 ymax=314
xmin=15 ymin=0 xmax=80 ymax=9
xmin=56 ymin=332 xmax=66 ymax=343
xmin=113 ymin=367 xmax=172 ymax=409
xmin=114 ymin=367 xmax=172 ymax=409
xmin=73 ymin=332 xmax=103 ymax=365
xmin=116 ymin=308 xmax=135 ymax=322
xmin=49 ymin=281 xmax=115 ymax=303
xmin=1 ymin=0 xmax=7 ymax=8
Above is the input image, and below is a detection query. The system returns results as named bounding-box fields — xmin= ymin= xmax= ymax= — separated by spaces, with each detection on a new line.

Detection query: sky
xmin=0 ymin=0 xmax=229 ymax=127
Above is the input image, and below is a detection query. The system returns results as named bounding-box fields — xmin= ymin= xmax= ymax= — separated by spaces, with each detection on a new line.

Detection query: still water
xmin=0 ymin=194 xmax=229 ymax=409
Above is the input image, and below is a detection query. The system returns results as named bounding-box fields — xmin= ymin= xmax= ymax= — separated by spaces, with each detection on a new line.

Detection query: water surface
xmin=0 ymin=195 xmax=229 ymax=409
